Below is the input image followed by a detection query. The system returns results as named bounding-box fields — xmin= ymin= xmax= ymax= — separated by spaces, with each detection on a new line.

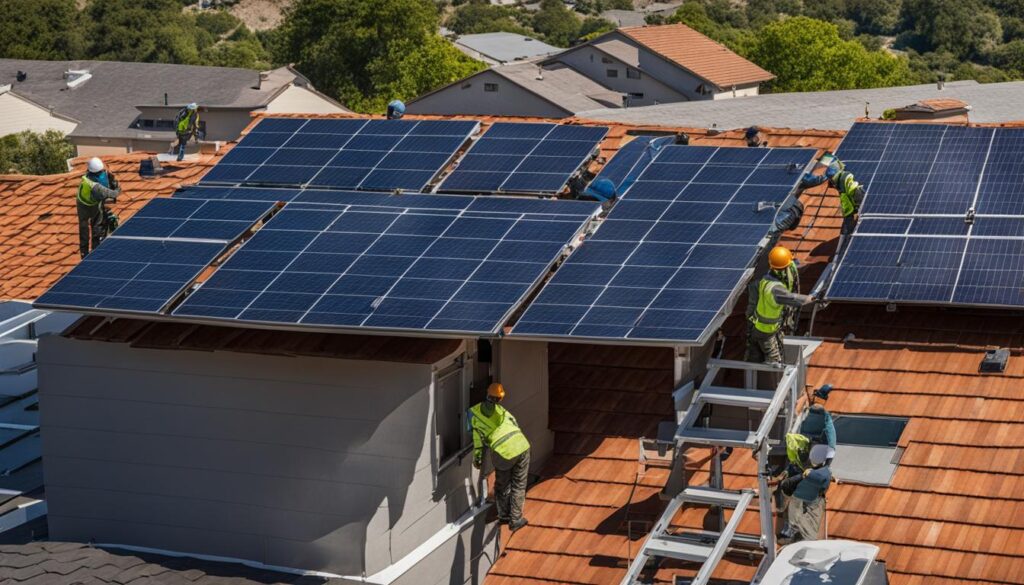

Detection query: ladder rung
xmin=643 ymin=536 xmax=713 ymax=562
xmin=696 ymin=386 xmax=776 ymax=409
xmin=675 ymin=426 xmax=756 ymax=448
xmin=681 ymin=486 xmax=747 ymax=507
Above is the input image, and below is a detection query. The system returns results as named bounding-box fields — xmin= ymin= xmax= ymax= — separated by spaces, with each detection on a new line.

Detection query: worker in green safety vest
xmin=468 ymin=383 xmax=531 ymax=532
xmin=76 ymin=157 xmax=121 ymax=258
xmin=828 ymin=166 xmax=865 ymax=237
xmin=745 ymin=246 xmax=817 ymax=364
xmin=174 ymin=103 xmax=200 ymax=161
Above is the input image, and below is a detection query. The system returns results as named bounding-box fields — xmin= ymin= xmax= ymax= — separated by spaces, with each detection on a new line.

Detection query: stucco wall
xmin=38 ymin=335 xmax=494 ymax=578
xmin=556 ymin=45 xmax=688 ymax=106
xmin=0 ymin=92 xmax=78 ymax=137
xmin=265 ymin=85 xmax=350 ymax=114
xmin=496 ymin=339 xmax=553 ymax=473
xmin=406 ymin=70 xmax=570 ymax=118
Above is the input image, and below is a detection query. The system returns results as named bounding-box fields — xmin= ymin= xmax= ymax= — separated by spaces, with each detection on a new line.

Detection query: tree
xmin=274 ymin=0 xmax=485 ymax=113
xmin=747 ymin=17 xmax=913 ymax=92
xmin=86 ymin=0 xmax=204 ymax=64
xmin=900 ymin=0 xmax=1002 ymax=59
xmin=989 ymin=39 xmax=1024 ymax=74
xmin=0 ymin=131 xmax=75 ymax=175
xmin=845 ymin=0 xmax=901 ymax=35
xmin=669 ymin=2 xmax=756 ymax=55
xmin=579 ymin=16 xmax=615 ymax=40
xmin=0 ymin=0 xmax=86 ymax=60
xmin=447 ymin=2 xmax=531 ymax=35
xmin=532 ymin=0 xmax=581 ymax=47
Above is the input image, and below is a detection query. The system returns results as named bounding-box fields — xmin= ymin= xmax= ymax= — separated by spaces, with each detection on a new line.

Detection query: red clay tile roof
xmin=619 ymin=23 xmax=775 ymax=88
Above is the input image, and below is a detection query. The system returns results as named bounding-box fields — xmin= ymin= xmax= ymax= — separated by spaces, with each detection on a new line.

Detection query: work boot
xmin=509 ymin=518 xmax=529 ymax=532
xmin=497 ymin=517 xmax=509 ymax=526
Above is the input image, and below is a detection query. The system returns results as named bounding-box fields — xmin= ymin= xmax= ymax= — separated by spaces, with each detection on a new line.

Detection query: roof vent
xmin=980 ymin=348 xmax=1009 ymax=373
xmin=536 ymin=66 xmax=544 ymax=80
xmin=16 ymin=71 xmax=26 ymax=82
xmin=64 ymin=69 xmax=92 ymax=89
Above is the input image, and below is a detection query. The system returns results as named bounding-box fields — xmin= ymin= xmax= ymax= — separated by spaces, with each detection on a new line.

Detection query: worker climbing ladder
xmin=621 ymin=339 xmax=818 ymax=585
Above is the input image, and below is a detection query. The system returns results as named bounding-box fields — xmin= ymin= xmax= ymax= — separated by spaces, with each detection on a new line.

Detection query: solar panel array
xmin=511 ymin=145 xmax=817 ymax=342
xmin=439 ymin=123 xmax=608 ymax=194
xmin=201 ymin=118 xmax=478 ymax=191
xmin=828 ymin=123 xmax=1024 ymax=308
xmin=585 ymin=135 xmax=659 ymax=199
xmin=36 ymin=199 xmax=275 ymax=313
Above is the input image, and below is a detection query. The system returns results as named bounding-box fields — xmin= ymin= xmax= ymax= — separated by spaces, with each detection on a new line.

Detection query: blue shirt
xmin=793 ymin=466 xmax=832 ymax=502
xmin=799 ymin=171 xmax=828 ymax=190
xmin=88 ymin=171 xmax=110 ymax=188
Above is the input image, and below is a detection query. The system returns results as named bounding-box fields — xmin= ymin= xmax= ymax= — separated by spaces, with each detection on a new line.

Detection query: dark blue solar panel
xmin=200 ymin=117 xmax=478 ymax=192
xmin=585 ymin=136 xmax=660 ymax=199
xmin=511 ymin=144 xmax=818 ymax=343
xmin=169 ymin=193 xmax=599 ymax=335
xmin=439 ymin=122 xmax=608 ymax=194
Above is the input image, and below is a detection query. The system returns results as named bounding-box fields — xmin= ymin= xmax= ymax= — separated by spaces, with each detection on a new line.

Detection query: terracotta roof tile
xmin=619 ymin=23 xmax=775 ymax=88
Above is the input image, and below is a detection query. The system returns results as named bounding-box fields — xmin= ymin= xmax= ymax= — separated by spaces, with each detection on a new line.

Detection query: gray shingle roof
xmin=578 ymin=80 xmax=1024 ymax=130
xmin=493 ymin=61 xmax=624 ymax=112
xmin=454 ymin=32 xmax=561 ymax=65
xmin=0 ymin=59 xmax=305 ymax=140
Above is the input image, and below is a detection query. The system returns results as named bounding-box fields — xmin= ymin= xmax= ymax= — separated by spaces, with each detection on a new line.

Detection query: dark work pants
xmin=77 ymin=200 xmax=105 ymax=258
xmin=493 ymin=449 xmax=529 ymax=523
xmin=176 ymin=133 xmax=191 ymax=160
xmin=745 ymin=326 xmax=784 ymax=364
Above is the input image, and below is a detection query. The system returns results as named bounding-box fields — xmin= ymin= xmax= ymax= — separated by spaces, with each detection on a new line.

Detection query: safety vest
xmin=469 ymin=403 xmax=530 ymax=461
xmin=786 ymin=433 xmax=811 ymax=468
xmin=751 ymin=273 xmax=784 ymax=334
xmin=781 ymin=262 xmax=798 ymax=294
xmin=834 ymin=171 xmax=860 ymax=217
xmin=77 ymin=176 xmax=99 ymax=206
xmin=176 ymin=109 xmax=198 ymax=134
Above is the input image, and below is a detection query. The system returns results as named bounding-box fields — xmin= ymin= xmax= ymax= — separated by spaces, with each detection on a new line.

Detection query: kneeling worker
xmin=779 ymin=444 xmax=832 ymax=541
xmin=746 ymin=246 xmax=817 ymax=363
xmin=469 ymin=383 xmax=531 ymax=532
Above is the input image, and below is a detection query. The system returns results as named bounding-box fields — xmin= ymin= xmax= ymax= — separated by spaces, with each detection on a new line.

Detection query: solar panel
xmin=827 ymin=123 xmax=1024 ymax=309
xmin=510 ymin=145 xmax=818 ymax=343
xmin=201 ymin=118 xmax=479 ymax=191
xmin=169 ymin=193 xmax=599 ymax=335
xmin=439 ymin=122 xmax=608 ymax=194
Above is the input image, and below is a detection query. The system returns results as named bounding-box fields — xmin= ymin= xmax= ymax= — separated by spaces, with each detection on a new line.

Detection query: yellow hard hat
xmin=768 ymin=246 xmax=793 ymax=270
xmin=487 ymin=383 xmax=505 ymax=401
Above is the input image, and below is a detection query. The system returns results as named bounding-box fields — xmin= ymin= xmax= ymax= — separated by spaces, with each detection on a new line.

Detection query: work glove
xmin=803 ymin=468 xmax=812 ymax=478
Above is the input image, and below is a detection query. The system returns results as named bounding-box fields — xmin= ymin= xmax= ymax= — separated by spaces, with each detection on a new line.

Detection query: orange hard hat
xmin=487 ymin=383 xmax=505 ymax=401
xmin=768 ymin=246 xmax=793 ymax=270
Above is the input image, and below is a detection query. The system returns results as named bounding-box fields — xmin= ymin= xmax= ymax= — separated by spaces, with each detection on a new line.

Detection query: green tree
xmin=579 ymin=16 xmax=615 ymax=40
xmin=845 ymin=0 xmax=901 ymax=34
xmin=748 ymin=17 xmax=913 ymax=92
xmin=86 ymin=0 xmax=204 ymax=64
xmin=989 ymin=39 xmax=1024 ymax=73
xmin=0 ymin=131 xmax=75 ymax=175
xmin=274 ymin=0 xmax=485 ymax=113
xmin=669 ymin=2 xmax=755 ymax=54
xmin=532 ymin=0 xmax=581 ymax=47
xmin=0 ymin=0 xmax=86 ymax=60
xmin=447 ymin=2 xmax=530 ymax=35
xmin=900 ymin=0 xmax=1002 ymax=59
xmin=195 ymin=9 xmax=240 ymax=37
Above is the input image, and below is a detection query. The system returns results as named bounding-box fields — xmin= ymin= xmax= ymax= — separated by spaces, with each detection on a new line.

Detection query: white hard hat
xmin=187 ymin=102 xmax=198 ymax=110
xmin=87 ymin=157 xmax=104 ymax=173
xmin=809 ymin=444 xmax=831 ymax=467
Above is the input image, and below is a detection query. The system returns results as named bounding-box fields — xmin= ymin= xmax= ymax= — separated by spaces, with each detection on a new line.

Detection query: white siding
xmin=407 ymin=70 xmax=570 ymax=118
xmin=265 ymin=85 xmax=350 ymax=114
xmin=0 ymin=92 xmax=77 ymax=136
xmin=713 ymin=83 xmax=760 ymax=99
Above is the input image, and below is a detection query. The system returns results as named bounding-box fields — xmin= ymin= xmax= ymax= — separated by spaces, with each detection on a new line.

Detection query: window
xmin=601 ymin=56 xmax=613 ymax=64
xmin=484 ymin=83 xmax=499 ymax=92
xmin=139 ymin=119 xmax=174 ymax=130
xmin=435 ymin=361 xmax=470 ymax=467
xmin=627 ymin=68 xmax=641 ymax=80
xmin=828 ymin=415 xmax=909 ymax=485
xmin=607 ymin=69 xmax=619 ymax=78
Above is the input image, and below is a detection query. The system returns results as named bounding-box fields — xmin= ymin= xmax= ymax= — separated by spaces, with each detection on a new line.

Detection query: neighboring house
xmin=408 ymin=23 xmax=773 ymax=118
xmin=0 ymin=59 xmax=349 ymax=156
xmin=452 ymin=32 xmax=561 ymax=66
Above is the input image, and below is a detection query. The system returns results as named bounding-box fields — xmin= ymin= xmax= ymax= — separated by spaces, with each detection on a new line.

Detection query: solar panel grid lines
xmin=201 ymin=117 xmax=479 ymax=192
xmin=511 ymin=144 xmax=818 ymax=343
xmin=438 ymin=122 xmax=609 ymax=194
xmin=170 ymin=193 xmax=601 ymax=335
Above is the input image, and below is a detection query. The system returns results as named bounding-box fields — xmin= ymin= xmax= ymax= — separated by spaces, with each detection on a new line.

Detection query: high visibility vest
xmin=781 ymin=262 xmax=798 ymax=294
xmin=77 ymin=176 xmax=99 ymax=206
xmin=176 ymin=109 xmax=198 ymax=134
xmin=752 ymin=274 xmax=784 ymax=334
xmin=834 ymin=171 xmax=860 ymax=217
xmin=786 ymin=433 xmax=811 ymax=468
xmin=469 ymin=403 xmax=530 ymax=461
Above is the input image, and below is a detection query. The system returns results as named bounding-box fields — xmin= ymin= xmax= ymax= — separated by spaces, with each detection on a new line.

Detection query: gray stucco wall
xmin=38 ymin=335 xmax=494 ymax=578
xmin=406 ymin=70 xmax=570 ymax=118
xmin=496 ymin=339 xmax=553 ymax=473
xmin=556 ymin=45 xmax=688 ymax=107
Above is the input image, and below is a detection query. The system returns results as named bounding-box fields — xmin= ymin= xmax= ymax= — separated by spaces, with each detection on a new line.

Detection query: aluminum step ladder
xmin=621 ymin=354 xmax=807 ymax=585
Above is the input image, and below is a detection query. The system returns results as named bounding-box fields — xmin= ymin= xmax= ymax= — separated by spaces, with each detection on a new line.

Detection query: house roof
xmin=0 ymin=60 xmax=329 ymax=140
xmin=618 ymin=23 xmax=775 ymax=88
xmin=454 ymin=32 xmax=561 ymax=65
xmin=492 ymin=61 xmax=625 ymax=113
xmin=6 ymin=112 xmax=1024 ymax=584
xmin=577 ymin=79 xmax=1024 ymax=130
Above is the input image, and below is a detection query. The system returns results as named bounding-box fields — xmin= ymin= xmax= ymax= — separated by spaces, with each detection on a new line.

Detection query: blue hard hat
xmin=387 ymin=100 xmax=406 ymax=119
xmin=590 ymin=178 xmax=616 ymax=199
xmin=814 ymin=384 xmax=833 ymax=400
xmin=744 ymin=126 xmax=760 ymax=138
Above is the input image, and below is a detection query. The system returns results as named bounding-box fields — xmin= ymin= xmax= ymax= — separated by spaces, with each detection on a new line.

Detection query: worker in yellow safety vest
xmin=746 ymin=246 xmax=818 ymax=364
xmin=76 ymin=157 xmax=121 ymax=258
xmin=469 ymin=383 xmax=531 ymax=532
xmin=828 ymin=167 xmax=866 ymax=236
xmin=174 ymin=103 xmax=201 ymax=161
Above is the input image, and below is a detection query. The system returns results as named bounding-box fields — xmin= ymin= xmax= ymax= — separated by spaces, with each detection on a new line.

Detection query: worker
xmin=830 ymin=166 xmax=865 ymax=236
xmin=779 ymin=444 xmax=832 ymax=541
xmin=745 ymin=126 xmax=766 ymax=147
xmin=469 ymin=383 xmax=531 ymax=532
xmin=386 ymin=99 xmax=405 ymax=120
xmin=587 ymin=177 xmax=617 ymax=202
xmin=174 ymin=103 xmax=200 ymax=161
xmin=746 ymin=246 xmax=816 ymax=363
xmin=674 ymin=131 xmax=690 ymax=145
xmin=77 ymin=157 xmax=120 ymax=258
